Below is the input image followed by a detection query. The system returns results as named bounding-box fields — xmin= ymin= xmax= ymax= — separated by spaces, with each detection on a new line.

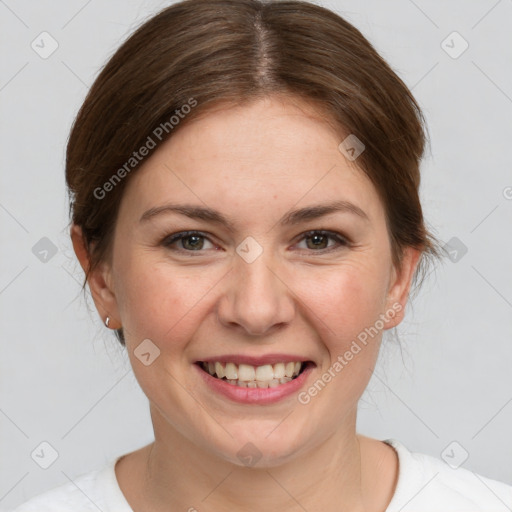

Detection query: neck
xmin=131 ymin=407 xmax=372 ymax=512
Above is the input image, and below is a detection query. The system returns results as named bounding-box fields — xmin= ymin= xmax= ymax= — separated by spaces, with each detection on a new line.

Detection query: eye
xmin=162 ymin=231 xmax=216 ymax=253
xmin=294 ymin=230 xmax=349 ymax=252
xmin=161 ymin=229 xmax=350 ymax=255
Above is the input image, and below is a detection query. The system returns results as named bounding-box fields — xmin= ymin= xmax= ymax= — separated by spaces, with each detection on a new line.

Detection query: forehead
xmin=119 ymin=96 xmax=384 ymax=226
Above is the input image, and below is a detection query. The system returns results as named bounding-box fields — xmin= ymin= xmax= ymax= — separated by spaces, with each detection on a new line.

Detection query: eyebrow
xmin=139 ymin=199 xmax=369 ymax=230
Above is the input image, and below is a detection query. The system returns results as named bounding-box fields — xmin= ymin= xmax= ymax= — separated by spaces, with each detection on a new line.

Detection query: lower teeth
xmin=222 ymin=377 xmax=294 ymax=388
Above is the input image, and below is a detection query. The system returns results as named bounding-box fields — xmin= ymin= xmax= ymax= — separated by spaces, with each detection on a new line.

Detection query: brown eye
xmin=180 ymin=234 xmax=205 ymax=250
xmin=305 ymin=233 xmax=329 ymax=250
xmin=296 ymin=230 xmax=349 ymax=252
xmin=162 ymin=231 xmax=215 ymax=252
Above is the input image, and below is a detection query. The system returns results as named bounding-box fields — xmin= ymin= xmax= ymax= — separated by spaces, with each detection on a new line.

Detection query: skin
xmin=72 ymin=94 xmax=420 ymax=512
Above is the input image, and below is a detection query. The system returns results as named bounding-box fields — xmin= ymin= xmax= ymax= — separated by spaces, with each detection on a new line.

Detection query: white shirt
xmin=10 ymin=438 xmax=512 ymax=511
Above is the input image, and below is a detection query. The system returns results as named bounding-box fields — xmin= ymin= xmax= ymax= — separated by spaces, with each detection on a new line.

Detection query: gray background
xmin=1 ymin=0 xmax=511 ymax=509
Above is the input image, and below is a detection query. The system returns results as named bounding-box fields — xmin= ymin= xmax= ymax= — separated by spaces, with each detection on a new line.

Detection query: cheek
xmin=286 ymin=263 xmax=389 ymax=420
xmin=294 ymin=260 xmax=389 ymax=356
xmin=114 ymin=244 xmax=390 ymax=360
xmin=113 ymin=252 xmax=218 ymax=349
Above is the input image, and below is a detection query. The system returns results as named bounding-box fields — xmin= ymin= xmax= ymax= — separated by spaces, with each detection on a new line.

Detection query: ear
xmin=383 ymin=246 xmax=421 ymax=329
xmin=70 ymin=223 xmax=122 ymax=329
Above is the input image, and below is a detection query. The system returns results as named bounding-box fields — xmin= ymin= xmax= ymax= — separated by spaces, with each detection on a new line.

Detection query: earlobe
xmin=384 ymin=247 xmax=421 ymax=329
xmin=70 ymin=223 xmax=122 ymax=329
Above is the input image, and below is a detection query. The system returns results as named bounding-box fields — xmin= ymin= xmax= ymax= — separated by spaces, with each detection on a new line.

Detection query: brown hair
xmin=66 ymin=0 xmax=441 ymax=346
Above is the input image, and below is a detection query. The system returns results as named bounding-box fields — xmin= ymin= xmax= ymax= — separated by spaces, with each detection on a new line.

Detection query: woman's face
xmin=87 ymin=95 xmax=418 ymax=466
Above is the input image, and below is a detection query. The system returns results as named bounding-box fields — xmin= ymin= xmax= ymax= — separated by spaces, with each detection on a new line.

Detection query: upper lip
xmin=196 ymin=354 xmax=315 ymax=366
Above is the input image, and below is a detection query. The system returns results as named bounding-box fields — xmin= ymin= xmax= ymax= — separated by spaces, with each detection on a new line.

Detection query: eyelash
xmin=161 ymin=230 xmax=350 ymax=255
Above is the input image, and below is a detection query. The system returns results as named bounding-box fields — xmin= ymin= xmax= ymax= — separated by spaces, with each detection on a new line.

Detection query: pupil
xmin=184 ymin=235 xmax=203 ymax=250
xmin=308 ymin=234 xmax=327 ymax=250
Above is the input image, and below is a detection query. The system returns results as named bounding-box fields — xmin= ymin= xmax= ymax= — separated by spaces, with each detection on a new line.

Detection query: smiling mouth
xmin=196 ymin=360 xmax=313 ymax=388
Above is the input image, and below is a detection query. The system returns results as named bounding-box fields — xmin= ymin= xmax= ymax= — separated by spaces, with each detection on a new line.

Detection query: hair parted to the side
xmin=66 ymin=0 xmax=442 ymax=346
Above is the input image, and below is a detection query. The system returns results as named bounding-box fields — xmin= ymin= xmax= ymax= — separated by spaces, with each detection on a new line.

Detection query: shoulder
xmin=10 ymin=468 xmax=103 ymax=512
xmin=384 ymin=438 xmax=512 ymax=512
xmin=10 ymin=456 xmax=130 ymax=512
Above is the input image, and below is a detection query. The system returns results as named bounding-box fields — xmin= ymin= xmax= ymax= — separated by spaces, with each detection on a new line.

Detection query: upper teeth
xmin=203 ymin=361 xmax=303 ymax=381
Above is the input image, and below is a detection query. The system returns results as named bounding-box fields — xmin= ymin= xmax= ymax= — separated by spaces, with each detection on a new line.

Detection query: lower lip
xmin=194 ymin=363 xmax=315 ymax=405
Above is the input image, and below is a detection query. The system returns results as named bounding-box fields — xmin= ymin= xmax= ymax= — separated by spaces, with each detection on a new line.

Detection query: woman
xmin=12 ymin=0 xmax=512 ymax=510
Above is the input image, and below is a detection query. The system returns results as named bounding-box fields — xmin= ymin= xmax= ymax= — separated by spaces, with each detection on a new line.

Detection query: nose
xmin=216 ymin=249 xmax=296 ymax=337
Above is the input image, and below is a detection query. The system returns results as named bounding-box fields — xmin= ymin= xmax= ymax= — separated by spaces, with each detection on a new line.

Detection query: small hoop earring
xmin=105 ymin=316 xmax=110 ymax=328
